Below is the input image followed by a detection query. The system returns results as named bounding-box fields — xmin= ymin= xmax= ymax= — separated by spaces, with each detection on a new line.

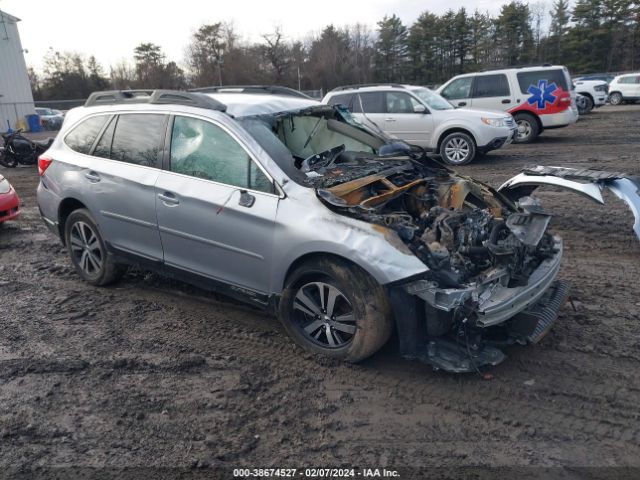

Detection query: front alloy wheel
xmin=439 ymin=132 xmax=476 ymax=165
xmin=278 ymin=257 xmax=393 ymax=362
xmin=293 ymin=281 xmax=356 ymax=348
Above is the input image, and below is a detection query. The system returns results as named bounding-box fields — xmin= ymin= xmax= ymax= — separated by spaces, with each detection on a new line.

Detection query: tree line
xmin=29 ymin=0 xmax=640 ymax=101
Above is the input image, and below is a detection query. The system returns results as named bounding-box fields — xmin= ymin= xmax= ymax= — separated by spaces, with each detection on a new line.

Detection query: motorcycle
xmin=0 ymin=129 xmax=54 ymax=168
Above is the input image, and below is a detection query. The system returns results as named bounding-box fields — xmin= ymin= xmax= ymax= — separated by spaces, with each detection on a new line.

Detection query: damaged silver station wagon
xmin=36 ymin=87 xmax=640 ymax=373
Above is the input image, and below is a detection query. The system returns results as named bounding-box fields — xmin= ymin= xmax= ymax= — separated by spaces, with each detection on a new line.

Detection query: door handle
xmin=458 ymin=101 xmax=467 ymax=107
xmin=238 ymin=190 xmax=255 ymax=208
xmin=385 ymin=118 xmax=397 ymax=122
xmin=84 ymin=171 xmax=101 ymax=182
xmin=158 ymin=192 xmax=180 ymax=205
xmin=501 ymin=99 xmax=512 ymax=104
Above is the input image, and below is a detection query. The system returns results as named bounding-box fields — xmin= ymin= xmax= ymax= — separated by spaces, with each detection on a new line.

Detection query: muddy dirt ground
xmin=1 ymin=105 xmax=640 ymax=477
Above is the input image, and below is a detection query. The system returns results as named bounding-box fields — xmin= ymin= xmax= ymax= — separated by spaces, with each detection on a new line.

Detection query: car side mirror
xmin=413 ymin=104 xmax=426 ymax=113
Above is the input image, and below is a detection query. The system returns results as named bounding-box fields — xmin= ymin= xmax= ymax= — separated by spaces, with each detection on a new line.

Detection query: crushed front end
xmin=309 ymin=154 xmax=569 ymax=372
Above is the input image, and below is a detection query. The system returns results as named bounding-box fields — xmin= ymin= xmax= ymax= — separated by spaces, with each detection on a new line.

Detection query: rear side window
xmin=93 ymin=116 xmax=116 ymax=159
xmin=170 ymin=116 xmax=273 ymax=194
xmin=473 ymin=74 xmax=510 ymax=97
xmin=352 ymin=92 xmax=385 ymax=113
xmin=517 ymin=69 xmax=568 ymax=94
xmin=110 ymin=114 xmax=166 ymax=167
xmin=64 ymin=115 xmax=109 ymax=155
xmin=327 ymin=93 xmax=353 ymax=108
xmin=619 ymin=76 xmax=640 ymax=84
xmin=440 ymin=77 xmax=473 ymax=100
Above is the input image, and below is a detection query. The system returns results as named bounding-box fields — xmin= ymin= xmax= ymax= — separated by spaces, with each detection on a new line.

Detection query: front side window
xmin=440 ymin=77 xmax=473 ymax=100
xmin=170 ymin=116 xmax=273 ymax=194
xmin=385 ymin=92 xmax=420 ymax=113
xmin=110 ymin=114 xmax=166 ymax=167
xmin=473 ymin=74 xmax=510 ymax=97
xmin=64 ymin=115 xmax=109 ymax=155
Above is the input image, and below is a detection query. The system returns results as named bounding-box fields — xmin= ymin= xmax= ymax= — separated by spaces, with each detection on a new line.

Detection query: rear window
xmin=352 ymin=92 xmax=385 ymax=113
xmin=64 ymin=115 xmax=109 ymax=155
xmin=327 ymin=93 xmax=354 ymax=108
xmin=474 ymin=74 xmax=510 ymax=97
xmin=517 ymin=69 xmax=568 ymax=94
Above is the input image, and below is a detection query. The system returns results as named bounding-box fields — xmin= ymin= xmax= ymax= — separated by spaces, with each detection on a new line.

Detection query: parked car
xmin=0 ymin=173 xmax=20 ymax=224
xmin=436 ymin=65 xmax=578 ymax=143
xmin=37 ymin=88 xmax=576 ymax=373
xmin=608 ymin=73 xmax=640 ymax=105
xmin=573 ymin=74 xmax=616 ymax=85
xmin=573 ymin=79 xmax=609 ymax=113
xmin=35 ymin=107 xmax=64 ymax=131
xmin=322 ymin=84 xmax=517 ymax=165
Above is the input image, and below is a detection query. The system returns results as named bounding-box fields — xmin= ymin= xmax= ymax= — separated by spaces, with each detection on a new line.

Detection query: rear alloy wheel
xmin=513 ymin=113 xmax=540 ymax=143
xmin=609 ymin=92 xmax=623 ymax=106
xmin=64 ymin=209 xmax=124 ymax=286
xmin=439 ymin=132 xmax=476 ymax=165
xmin=279 ymin=257 xmax=393 ymax=362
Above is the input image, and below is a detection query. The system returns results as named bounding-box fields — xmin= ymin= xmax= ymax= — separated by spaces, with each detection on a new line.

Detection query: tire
xmin=64 ymin=209 xmax=124 ymax=286
xmin=577 ymin=95 xmax=593 ymax=114
xmin=513 ymin=113 xmax=540 ymax=143
xmin=278 ymin=257 xmax=393 ymax=362
xmin=609 ymin=92 xmax=623 ymax=106
xmin=583 ymin=95 xmax=594 ymax=113
xmin=576 ymin=95 xmax=588 ymax=115
xmin=438 ymin=132 xmax=476 ymax=166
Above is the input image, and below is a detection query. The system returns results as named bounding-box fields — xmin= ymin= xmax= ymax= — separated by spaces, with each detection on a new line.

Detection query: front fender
xmin=270 ymin=187 xmax=428 ymax=292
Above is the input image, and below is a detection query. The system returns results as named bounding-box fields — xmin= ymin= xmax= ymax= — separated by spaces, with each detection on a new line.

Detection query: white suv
xmin=436 ymin=65 xmax=578 ymax=143
xmin=322 ymin=84 xmax=516 ymax=165
xmin=608 ymin=73 xmax=640 ymax=105
xmin=573 ymin=79 xmax=609 ymax=113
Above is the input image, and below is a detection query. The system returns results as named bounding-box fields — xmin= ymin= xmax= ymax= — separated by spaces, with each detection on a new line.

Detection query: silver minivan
xmin=36 ymin=88 xmax=570 ymax=373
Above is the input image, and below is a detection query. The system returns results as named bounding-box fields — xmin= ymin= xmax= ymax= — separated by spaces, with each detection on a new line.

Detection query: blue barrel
xmin=26 ymin=114 xmax=42 ymax=132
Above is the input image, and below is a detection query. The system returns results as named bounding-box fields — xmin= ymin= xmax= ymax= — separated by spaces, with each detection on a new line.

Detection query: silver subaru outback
xmin=36 ymin=87 xmax=570 ymax=373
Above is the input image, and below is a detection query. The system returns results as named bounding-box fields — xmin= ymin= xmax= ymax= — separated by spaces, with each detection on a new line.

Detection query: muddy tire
xmin=439 ymin=132 xmax=476 ymax=165
xmin=609 ymin=92 xmax=623 ymax=106
xmin=64 ymin=209 xmax=124 ymax=286
xmin=279 ymin=257 xmax=393 ymax=362
xmin=513 ymin=112 xmax=540 ymax=143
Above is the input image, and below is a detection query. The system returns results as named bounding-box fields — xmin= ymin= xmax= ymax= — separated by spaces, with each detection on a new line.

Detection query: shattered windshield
xmin=410 ymin=87 xmax=454 ymax=111
xmin=237 ymin=107 xmax=391 ymax=187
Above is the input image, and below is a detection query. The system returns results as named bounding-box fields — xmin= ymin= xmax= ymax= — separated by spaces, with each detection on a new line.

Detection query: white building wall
xmin=0 ymin=10 xmax=35 ymax=132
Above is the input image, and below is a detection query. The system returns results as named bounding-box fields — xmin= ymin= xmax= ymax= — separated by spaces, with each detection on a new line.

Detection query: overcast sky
xmin=2 ymin=0 xmax=515 ymax=73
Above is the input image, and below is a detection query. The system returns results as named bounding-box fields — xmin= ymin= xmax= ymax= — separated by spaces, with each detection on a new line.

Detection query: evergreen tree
xmin=374 ymin=15 xmax=408 ymax=82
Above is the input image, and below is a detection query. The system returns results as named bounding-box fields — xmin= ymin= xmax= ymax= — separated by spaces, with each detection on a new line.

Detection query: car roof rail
xmin=84 ymin=89 xmax=227 ymax=112
xmin=189 ymin=85 xmax=311 ymax=99
xmin=329 ymin=83 xmax=406 ymax=93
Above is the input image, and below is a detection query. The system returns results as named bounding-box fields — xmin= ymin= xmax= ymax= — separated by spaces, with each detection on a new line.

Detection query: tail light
xmin=38 ymin=154 xmax=53 ymax=176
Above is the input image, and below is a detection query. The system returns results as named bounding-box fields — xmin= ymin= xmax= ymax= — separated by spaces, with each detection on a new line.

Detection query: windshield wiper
xmin=302 ymin=117 xmax=323 ymax=149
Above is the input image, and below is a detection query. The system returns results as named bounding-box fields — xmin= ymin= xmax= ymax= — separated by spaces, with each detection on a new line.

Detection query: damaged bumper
xmin=389 ymin=236 xmax=567 ymax=373
xmin=499 ymin=165 xmax=640 ymax=241
xmin=405 ymin=236 xmax=563 ymax=327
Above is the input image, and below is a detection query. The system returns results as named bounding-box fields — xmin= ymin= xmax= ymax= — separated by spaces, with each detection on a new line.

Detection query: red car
xmin=0 ymin=174 xmax=20 ymax=223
